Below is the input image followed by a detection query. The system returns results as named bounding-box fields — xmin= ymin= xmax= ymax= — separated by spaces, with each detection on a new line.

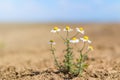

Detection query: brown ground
xmin=0 ymin=24 xmax=120 ymax=80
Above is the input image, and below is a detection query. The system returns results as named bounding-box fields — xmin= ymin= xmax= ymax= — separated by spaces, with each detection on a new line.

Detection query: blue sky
xmin=0 ymin=0 xmax=120 ymax=22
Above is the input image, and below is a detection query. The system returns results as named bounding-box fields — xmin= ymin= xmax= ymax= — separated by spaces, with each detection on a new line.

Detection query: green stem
xmin=65 ymin=31 xmax=70 ymax=72
xmin=67 ymin=31 xmax=69 ymax=39
xmin=66 ymin=40 xmax=70 ymax=71
xmin=70 ymin=32 xmax=79 ymax=39
xmin=80 ymin=42 xmax=86 ymax=52
xmin=64 ymin=39 xmax=73 ymax=72
xmin=57 ymin=32 xmax=65 ymax=41
xmin=77 ymin=52 xmax=83 ymax=76
xmin=50 ymin=44 xmax=60 ymax=68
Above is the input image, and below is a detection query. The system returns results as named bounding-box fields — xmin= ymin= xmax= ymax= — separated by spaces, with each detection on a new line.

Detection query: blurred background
xmin=0 ymin=0 xmax=120 ymax=23
xmin=0 ymin=0 xmax=120 ymax=79
xmin=0 ymin=0 xmax=120 ymax=67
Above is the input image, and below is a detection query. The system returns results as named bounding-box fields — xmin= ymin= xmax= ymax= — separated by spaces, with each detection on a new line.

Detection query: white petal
xmin=70 ymin=39 xmax=79 ymax=43
xmin=63 ymin=29 xmax=67 ymax=31
xmin=88 ymin=40 xmax=92 ymax=43
xmin=80 ymin=38 xmax=83 ymax=40
xmin=80 ymin=38 xmax=88 ymax=42
xmin=80 ymin=38 xmax=85 ymax=41
xmin=52 ymin=42 xmax=56 ymax=45
xmin=51 ymin=30 xmax=56 ymax=33
xmin=57 ymin=29 xmax=61 ymax=32
xmin=48 ymin=42 xmax=56 ymax=45
xmin=76 ymin=39 xmax=79 ymax=42
xmin=76 ymin=28 xmax=80 ymax=32
xmin=80 ymin=31 xmax=84 ymax=34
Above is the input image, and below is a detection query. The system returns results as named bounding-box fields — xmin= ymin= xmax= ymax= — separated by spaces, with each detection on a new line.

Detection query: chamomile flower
xmin=80 ymin=36 xmax=91 ymax=43
xmin=63 ymin=26 xmax=73 ymax=32
xmin=76 ymin=27 xmax=84 ymax=34
xmin=88 ymin=46 xmax=93 ymax=51
xmin=70 ymin=37 xmax=79 ymax=43
xmin=51 ymin=26 xmax=61 ymax=33
xmin=48 ymin=40 xmax=56 ymax=45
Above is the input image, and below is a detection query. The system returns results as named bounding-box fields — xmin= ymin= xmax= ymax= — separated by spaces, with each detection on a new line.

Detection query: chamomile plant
xmin=49 ymin=26 xmax=93 ymax=78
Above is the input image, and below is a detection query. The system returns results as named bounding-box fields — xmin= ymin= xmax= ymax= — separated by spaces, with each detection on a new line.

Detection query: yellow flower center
xmin=53 ymin=26 xmax=59 ymax=30
xmin=88 ymin=46 xmax=93 ymax=51
xmin=66 ymin=26 xmax=70 ymax=30
xmin=72 ymin=37 xmax=77 ymax=40
xmin=84 ymin=36 xmax=89 ymax=40
xmin=79 ymin=27 xmax=83 ymax=31
xmin=50 ymin=40 xmax=54 ymax=43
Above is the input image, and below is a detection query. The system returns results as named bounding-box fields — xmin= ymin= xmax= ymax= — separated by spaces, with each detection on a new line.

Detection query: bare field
xmin=0 ymin=24 xmax=120 ymax=80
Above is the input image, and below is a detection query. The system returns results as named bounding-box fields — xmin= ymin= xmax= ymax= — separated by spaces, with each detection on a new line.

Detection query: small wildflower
xmin=49 ymin=40 xmax=56 ymax=45
xmin=88 ymin=46 xmax=93 ymax=51
xmin=80 ymin=36 xmax=91 ymax=43
xmin=63 ymin=26 xmax=73 ymax=32
xmin=49 ymin=25 xmax=94 ymax=77
xmin=70 ymin=37 xmax=79 ymax=43
xmin=76 ymin=27 xmax=84 ymax=34
xmin=51 ymin=26 xmax=61 ymax=33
